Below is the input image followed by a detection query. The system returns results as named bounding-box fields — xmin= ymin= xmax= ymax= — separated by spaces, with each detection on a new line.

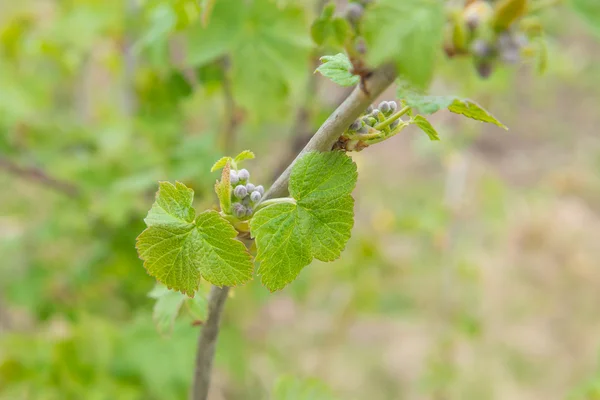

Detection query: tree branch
xmin=263 ymin=63 xmax=397 ymax=201
xmin=0 ymin=158 xmax=80 ymax=197
xmin=191 ymin=285 xmax=230 ymax=400
xmin=190 ymin=63 xmax=397 ymax=400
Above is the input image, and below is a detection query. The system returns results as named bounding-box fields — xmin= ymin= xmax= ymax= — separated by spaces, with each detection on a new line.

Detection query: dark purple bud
xmin=346 ymin=3 xmax=364 ymax=24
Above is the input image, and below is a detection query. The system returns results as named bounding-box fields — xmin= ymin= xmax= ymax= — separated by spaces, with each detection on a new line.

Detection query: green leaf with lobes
xmin=412 ymin=115 xmax=440 ymax=141
xmin=250 ymin=152 xmax=357 ymax=291
xmin=315 ymin=53 xmax=360 ymax=87
xmin=136 ymin=181 xmax=253 ymax=296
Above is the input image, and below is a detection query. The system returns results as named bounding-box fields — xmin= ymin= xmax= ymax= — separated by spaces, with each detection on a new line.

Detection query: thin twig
xmin=0 ymin=158 xmax=80 ymax=197
xmin=191 ymin=285 xmax=230 ymax=400
xmin=263 ymin=63 xmax=397 ymax=201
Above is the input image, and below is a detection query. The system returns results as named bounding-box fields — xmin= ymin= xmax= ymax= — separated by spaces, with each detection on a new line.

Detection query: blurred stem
xmin=373 ymin=106 xmax=410 ymax=130
xmin=191 ymin=285 xmax=230 ymax=400
xmin=0 ymin=158 xmax=80 ymax=197
xmin=220 ymin=56 xmax=239 ymax=154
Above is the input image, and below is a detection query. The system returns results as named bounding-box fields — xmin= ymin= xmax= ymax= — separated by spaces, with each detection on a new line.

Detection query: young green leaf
xmin=250 ymin=152 xmax=357 ymax=291
xmin=215 ymin=161 xmax=232 ymax=213
xmin=363 ymin=0 xmax=445 ymax=89
xmin=234 ymin=150 xmax=255 ymax=163
xmin=412 ymin=115 xmax=440 ymax=141
xmin=397 ymin=82 xmax=507 ymax=129
xmin=136 ymin=182 xmax=253 ymax=296
xmin=211 ymin=156 xmax=233 ymax=172
xmin=315 ymin=53 xmax=360 ymax=87
xmin=310 ymin=3 xmax=351 ymax=48
xmin=448 ymin=99 xmax=508 ymax=129
xmin=492 ymin=0 xmax=527 ymax=31
xmin=148 ymin=284 xmax=187 ymax=335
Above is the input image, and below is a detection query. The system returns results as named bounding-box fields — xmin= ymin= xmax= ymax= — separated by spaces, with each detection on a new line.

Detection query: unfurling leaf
xmin=136 ymin=182 xmax=253 ymax=296
xmin=493 ymin=0 xmax=527 ymax=31
xmin=448 ymin=99 xmax=508 ymax=129
xmin=211 ymin=156 xmax=233 ymax=172
xmin=315 ymin=53 xmax=360 ymax=87
xmin=215 ymin=161 xmax=232 ymax=213
xmin=251 ymin=152 xmax=357 ymax=291
xmin=412 ymin=115 xmax=440 ymax=141
xmin=397 ymin=82 xmax=507 ymax=129
xmin=234 ymin=150 xmax=255 ymax=163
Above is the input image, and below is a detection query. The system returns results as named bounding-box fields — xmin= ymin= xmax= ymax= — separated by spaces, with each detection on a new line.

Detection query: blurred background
xmin=1 ymin=0 xmax=600 ymax=399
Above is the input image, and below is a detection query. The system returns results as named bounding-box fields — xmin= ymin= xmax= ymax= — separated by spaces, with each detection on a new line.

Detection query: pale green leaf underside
xmin=412 ymin=115 xmax=440 ymax=141
xmin=148 ymin=284 xmax=186 ymax=335
xmin=251 ymin=152 xmax=357 ymax=291
xmin=315 ymin=53 xmax=360 ymax=87
xmin=137 ymin=182 xmax=253 ymax=296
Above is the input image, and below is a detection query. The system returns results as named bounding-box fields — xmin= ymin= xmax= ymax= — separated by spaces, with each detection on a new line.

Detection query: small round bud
xmin=379 ymin=101 xmax=391 ymax=114
xmin=471 ymin=39 xmax=493 ymax=58
xmin=349 ymin=120 xmax=362 ymax=131
xmin=355 ymin=37 xmax=367 ymax=55
xmin=371 ymin=108 xmax=380 ymax=116
xmin=363 ymin=116 xmax=377 ymax=127
xmin=232 ymin=203 xmax=246 ymax=218
xmin=250 ymin=191 xmax=262 ymax=203
xmin=237 ymin=169 xmax=250 ymax=181
xmin=245 ymin=207 xmax=254 ymax=217
xmin=388 ymin=101 xmax=398 ymax=113
xmin=475 ymin=61 xmax=493 ymax=79
xmin=390 ymin=119 xmax=400 ymax=129
xmin=365 ymin=105 xmax=374 ymax=114
xmin=357 ymin=125 xmax=368 ymax=134
xmin=230 ymin=170 xmax=240 ymax=185
xmin=246 ymin=183 xmax=255 ymax=192
xmin=233 ymin=185 xmax=248 ymax=199
xmin=255 ymin=185 xmax=265 ymax=195
xmin=345 ymin=3 xmax=364 ymax=24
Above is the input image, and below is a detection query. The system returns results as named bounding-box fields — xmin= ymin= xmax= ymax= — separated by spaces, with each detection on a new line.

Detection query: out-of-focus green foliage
xmin=2 ymin=0 xmax=600 ymax=399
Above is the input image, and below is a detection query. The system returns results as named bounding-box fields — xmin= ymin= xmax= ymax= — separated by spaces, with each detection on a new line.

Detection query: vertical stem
xmin=220 ymin=56 xmax=238 ymax=154
xmin=190 ymin=285 xmax=230 ymax=400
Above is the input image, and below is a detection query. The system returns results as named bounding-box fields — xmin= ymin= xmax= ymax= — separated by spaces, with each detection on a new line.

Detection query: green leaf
xmin=412 ymin=115 xmax=440 ymax=141
xmin=211 ymin=156 xmax=233 ymax=172
xmin=570 ymin=0 xmax=600 ymax=37
xmin=215 ymin=161 xmax=232 ymax=213
xmin=234 ymin=150 xmax=255 ymax=163
xmin=397 ymin=82 xmax=454 ymax=115
xmin=273 ymin=375 xmax=338 ymax=400
xmin=397 ymin=82 xmax=508 ymax=129
xmin=137 ymin=182 xmax=253 ymax=296
xmin=448 ymin=99 xmax=508 ymax=130
xmin=363 ymin=0 xmax=445 ymax=89
xmin=315 ymin=54 xmax=360 ymax=87
xmin=492 ymin=0 xmax=527 ymax=31
xmin=250 ymin=152 xmax=357 ymax=291
xmin=148 ymin=284 xmax=186 ymax=335
xmin=310 ymin=3 xmax=351 ymax=48
xmin=186 ymin=0 xmax=311 ymax=118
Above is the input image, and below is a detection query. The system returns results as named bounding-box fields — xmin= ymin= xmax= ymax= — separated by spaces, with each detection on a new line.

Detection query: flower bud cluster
xmin=229 ymin=168 xmax=264 ymax=219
